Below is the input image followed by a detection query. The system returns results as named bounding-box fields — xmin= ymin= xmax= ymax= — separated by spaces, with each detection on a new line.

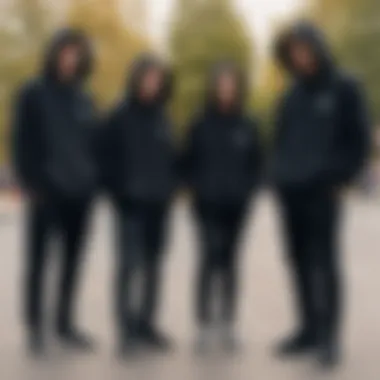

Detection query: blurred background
xmin=0 ymin=0 xmax=379 ymax=192
xmin=1 ymin=1 xmax=380 ymax=380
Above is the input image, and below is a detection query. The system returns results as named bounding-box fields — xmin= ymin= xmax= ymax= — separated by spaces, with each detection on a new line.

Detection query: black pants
xmin=194 ymin=201 xmax=246 ymax=327
xmin=278 ymin=187 xmax=342 ymax=343
xmin=114 ymin=199 xmax=169 ymax=336
xmin=24 ymin=194 xmax=92 ymax=334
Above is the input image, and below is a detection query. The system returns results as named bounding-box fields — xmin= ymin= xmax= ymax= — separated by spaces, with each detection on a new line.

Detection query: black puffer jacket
xmin=12 ymin=29 xmax=98 ymax=197
xmin=100 ymin=55 xmax=178 ymax=203
xmin=183 ymin=62 xmax=262 ymax=204
xmin=272 ymin=22 xmax=371 ymax=189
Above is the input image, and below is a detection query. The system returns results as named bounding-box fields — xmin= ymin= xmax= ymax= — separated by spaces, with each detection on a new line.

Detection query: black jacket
xmin=183 ymin=62 xmax=262 ymax=204
xmin=184 ymin=112 xmax=261 ymax=204
xmin=272 ymin=22 xmax=371 ymax=188
xmin=100 ymin=55 xmax=177 ymax=203
xmin=12 ymin=29 xmax=98 ymax=197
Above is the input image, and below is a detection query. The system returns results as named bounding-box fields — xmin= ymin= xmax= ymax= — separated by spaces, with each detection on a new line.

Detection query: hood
xmin=204 ymin=60 xmax=248 ymax=116
xmin=43 ymin=28 xmax=94 ymax=84
xmin=274 ymin=21 xmax=334 ymax=77
xmin=125 ymin=53 xmax=173 ymax=107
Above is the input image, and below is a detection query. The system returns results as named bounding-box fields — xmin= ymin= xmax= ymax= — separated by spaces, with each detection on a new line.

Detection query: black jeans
xmin=278 ymin=187 xmax=342 ymax=344
xmin=24 ymin=193 xmax=92 ymax=334
xmin=194 ymin=201 xmax=246 ymax=327
xmin=113 ymin=198 xmax=169 ymax=337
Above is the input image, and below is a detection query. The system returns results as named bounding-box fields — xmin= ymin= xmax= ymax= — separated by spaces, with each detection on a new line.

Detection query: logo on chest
xmin=232 ymin=129 xmax=248 ymax=148
xmin=155 ymin=124 xmax=170 ymax=142
xmin=314 ymin=92 xmax=336 ymax=116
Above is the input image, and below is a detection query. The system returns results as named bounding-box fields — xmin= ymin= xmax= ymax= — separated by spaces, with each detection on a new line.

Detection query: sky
xmin=148 ymin=0 xmax=302 ymax=52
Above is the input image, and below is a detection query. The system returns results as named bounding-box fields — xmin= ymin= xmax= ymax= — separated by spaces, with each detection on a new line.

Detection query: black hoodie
xmin=272 ymin=22 xmax=371 ymax=189
xmin=100 ymin=54 xmax=177 ymax=203
xmin=12 ymin=29 xmax=97 ymax=197
xmin=183 ymin=62 xmax=262 ymax=205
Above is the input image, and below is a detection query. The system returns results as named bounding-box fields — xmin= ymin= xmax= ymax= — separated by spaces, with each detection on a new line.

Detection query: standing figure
xmin=272 ymin=22 xmax=371 ymax=368
xmin=183 ymin=62 xmax=262 ymax=352
xmin=101 ymin=55 xmax=177 ymax=356
xmin=12 ymin=29 xmax=98 ymax=355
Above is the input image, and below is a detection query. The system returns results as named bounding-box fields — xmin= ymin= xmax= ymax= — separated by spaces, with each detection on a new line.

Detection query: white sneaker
xmin=219 ymin=324 xmax=242 ymax=352
xmin=194 ymin=326 xmax=215 ymax=354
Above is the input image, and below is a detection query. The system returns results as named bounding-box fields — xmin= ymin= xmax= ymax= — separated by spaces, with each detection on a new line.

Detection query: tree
xmin=169 ymin=0 xmax=254 ymax=134
xmin=67 ymin=0 xmax=150 ymax=108
xmin=251 ymin=18 xmax=292 ymax=143
xmin=254 ymin=58 xmax=285 ymax=142
xmin=337 ymin=0 xmax=380 ymax=123
xmin=0 ymin=0 xmax=51 ymax=164
xmin=312 ymin=0 xmax=380 ymax=123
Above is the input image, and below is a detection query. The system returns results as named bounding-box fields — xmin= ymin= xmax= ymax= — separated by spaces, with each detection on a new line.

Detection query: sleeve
xmin=81 ymin=93 xmax=101 ymax=158
xmin=180 ymin=119 xmax=201 ymax=188
xmin=247 ymin=118 xmax=264 ymax=190
xmin=11 ymin=82 xmax=43 ymax=192
xmin=272 ymin=94 xmax=288 ymax=153
xmin=267 ymin=93 xmax=288 ymax=185
xmin=96 ymin=107 xmax=123 ymax=192
xmin=335 ymin=78 xmax=372 ymax=184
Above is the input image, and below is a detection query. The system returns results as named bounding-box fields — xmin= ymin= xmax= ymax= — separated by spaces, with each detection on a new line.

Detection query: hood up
xmin=124 ymin=53 xmax=173 ymax=107
xmin=204 ymin=60 xmax=248 ymax=115
xmin=274 ymin=21 xmax=334 ymax=78
xmin=43 ymin=28 xmax=94 ymax=84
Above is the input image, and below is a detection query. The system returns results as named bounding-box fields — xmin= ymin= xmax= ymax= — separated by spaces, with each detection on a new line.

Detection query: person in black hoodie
xmin=272 ymin=22 xmax=371 ymax=368
xmin=183 ymin=62 xmax=262 ymax=352
xmin=100 ymin=55 xmax=176 ymax=356
xmin=12 ymin=29 xmax=98 ymax=354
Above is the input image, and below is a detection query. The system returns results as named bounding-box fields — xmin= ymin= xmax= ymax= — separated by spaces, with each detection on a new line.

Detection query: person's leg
xmin=194 ymin=203 xmax=221 ymax=351
xmin=276 ymin=190 xmax=317 ymax=356
xmin=138 ymin=203 xmax=172 ymax=350
xmin=56 ymin=196 xmax=95 ymax=349
xmin=219 ymin=204 xmax=246 ymax=350
xmin=24 ymin=199 xmax=53 ymax=353
xmin=309 ymin=191 xmax=342 ymax=367
xmin=114 ymin=199 xmax=144 ymax=354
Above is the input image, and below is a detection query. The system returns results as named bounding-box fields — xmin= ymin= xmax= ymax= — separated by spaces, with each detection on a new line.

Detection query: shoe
xmin=193 ymin=326 xmax=214 ymax=354
xmin=276 ymin=330 xmax=318 ymax=358
xmin=118 ymin=336 xmax=140 ymax=359
xmin=219 ymin=324 xmax=241 ymax=353
xmin=57 ymin=326 xmax=96 ymax=352
xmin=117 ymin=324 xmax=140 ymax=358
xmin=28 ymin=330 xmax=45 ymax=357
xmin=317 ymin=341 xmax=340 ymax=370
xmin=138 ymin=321 xmax=173 ymax=352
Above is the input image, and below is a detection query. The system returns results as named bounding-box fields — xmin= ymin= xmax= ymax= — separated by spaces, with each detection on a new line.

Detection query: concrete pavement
xmin=0 ymin=194 xmax=379 ymax=379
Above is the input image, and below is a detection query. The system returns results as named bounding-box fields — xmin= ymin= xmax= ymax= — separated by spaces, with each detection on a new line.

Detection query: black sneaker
xmin=138 ymin=322 xmax=173 ymax=352
xmin=276 ymin=330 xmax=318 ymax=358
xmin=28 ymin=330 xmax=45 ymax=357
xmin=57 ymin=326 xmax=96 ymax=352
xmin=317 ymin=341 xmax=340 ymax=370
xmin=117 ymin=325 xmax=141 ymax=358
xmin=118 ymin=337 xmax=140 ymax=359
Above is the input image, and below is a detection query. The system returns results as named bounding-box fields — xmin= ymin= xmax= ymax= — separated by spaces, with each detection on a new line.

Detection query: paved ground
xmin=0 ymin=193 xmax=379 ymax=380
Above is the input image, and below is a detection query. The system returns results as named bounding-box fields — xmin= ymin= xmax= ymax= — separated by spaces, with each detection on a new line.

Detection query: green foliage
xmin=254 ymin=59 xmax=286 ymax=144
xmin=312 ymin=0 xmax=380 ymax=123
xmin=250 ymin=20 xmax=291 ymax=145
xmin=0 ymin=0 xmax=51 ymax=164
xmin=169 ymin=0 xmax=254 ymax=135
xmin=0 ymin=0 xmax=149 ymax=165
xmin=337 ymin=1 xmax=380 ymax=123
